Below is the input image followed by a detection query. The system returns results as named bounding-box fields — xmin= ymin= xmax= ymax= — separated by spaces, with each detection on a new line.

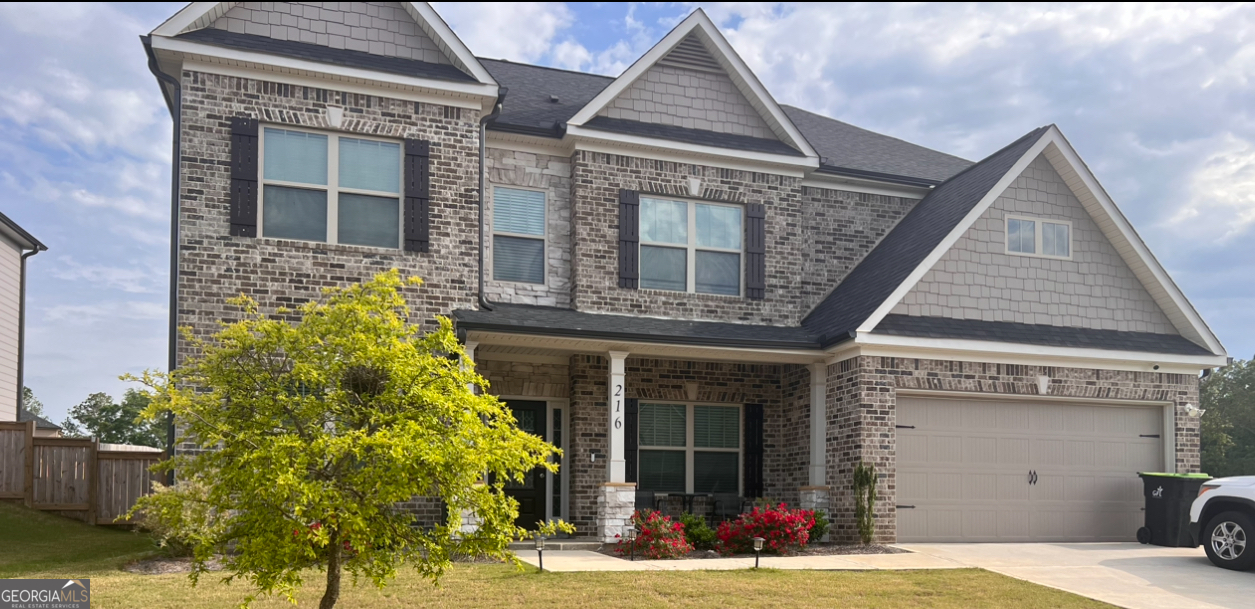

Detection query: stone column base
xmin=597 ymin=482 xmax=636 ymax=543
xmin=799 ymin=486 xmax=832 ymax=542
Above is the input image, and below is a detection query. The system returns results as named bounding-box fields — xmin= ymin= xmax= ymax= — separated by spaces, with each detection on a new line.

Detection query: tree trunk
xmin=320 ymin=529 xmax=342 ymax=609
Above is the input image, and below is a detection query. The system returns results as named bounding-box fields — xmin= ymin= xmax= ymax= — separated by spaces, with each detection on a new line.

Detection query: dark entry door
xmin=503 ymin=400 xmax=547 ymax=530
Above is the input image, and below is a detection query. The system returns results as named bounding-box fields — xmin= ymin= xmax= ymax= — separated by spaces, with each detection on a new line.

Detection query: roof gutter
xmin=478 ymin=87 xmax=507 ymax=312
xmin=814 ymin=164 xmax=942 ymax=189
xmin=143 ymin=35 xmax=180 ymax=481
xmin=15 ymin=245 xmax=46 ymax=419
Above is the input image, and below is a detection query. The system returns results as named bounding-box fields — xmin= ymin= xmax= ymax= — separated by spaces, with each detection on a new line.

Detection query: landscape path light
xmin=753 ymin=536 xmax=765 ymax=569
xmin=535 ymin=535 xmax=545 ymax=572
xmin=626 ymin=526 xmax=638 ymax=561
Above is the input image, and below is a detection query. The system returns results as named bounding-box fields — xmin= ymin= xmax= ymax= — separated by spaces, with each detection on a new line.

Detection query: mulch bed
xmin=599 ymin=543 xmax=908 ymax=560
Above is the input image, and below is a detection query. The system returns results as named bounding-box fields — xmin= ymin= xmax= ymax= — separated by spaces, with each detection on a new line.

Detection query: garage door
xmin=897 ymin=396 xmax=1164 ymax=542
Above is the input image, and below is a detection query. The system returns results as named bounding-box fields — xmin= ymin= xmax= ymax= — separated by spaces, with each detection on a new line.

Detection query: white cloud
xmin=1170 ymin=134 xmax=1255 ymax=241
xmin=435 ymin=2 xmax=576 ymax=62
xmin=50 ymin=256 xmax=165 ymax=294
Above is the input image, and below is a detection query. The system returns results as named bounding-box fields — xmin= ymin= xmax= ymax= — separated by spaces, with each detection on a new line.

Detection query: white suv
xmin=1190 ymin=476 xmax=1255 ymax=570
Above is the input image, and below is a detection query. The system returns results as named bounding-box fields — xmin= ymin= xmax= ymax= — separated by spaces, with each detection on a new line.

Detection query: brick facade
xmin=821 ymin=355 xmax=1201 ymax=544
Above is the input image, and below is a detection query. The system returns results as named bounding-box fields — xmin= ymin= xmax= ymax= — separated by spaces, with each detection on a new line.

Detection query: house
xmin=17 ymin=407 xmax=62 ymax=438
xmin=0 ymin=211 xmax=46 ymax=423
xmin=145 ymin=3 xmax=1229 ymax=544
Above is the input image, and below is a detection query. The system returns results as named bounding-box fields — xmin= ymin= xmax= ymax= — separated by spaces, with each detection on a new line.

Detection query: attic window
xmin=1006 ymin=215 xmax=1071 ymax=259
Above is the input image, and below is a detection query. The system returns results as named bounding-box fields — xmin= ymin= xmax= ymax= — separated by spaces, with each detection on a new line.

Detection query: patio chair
xmin=635 ymin=490 xmax=660 ymax=515
xmin=709 ymin=493 xmax=745 ymax=525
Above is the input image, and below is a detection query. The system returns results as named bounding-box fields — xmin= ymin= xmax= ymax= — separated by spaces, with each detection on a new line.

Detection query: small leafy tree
xmin=1201 ymin=358 xmax=1255 ymax=477
xmin=22 ymin=386 xmax=44 ymax=417
xmin=61 ymin=390 xmax=164 ymax=447
xmin=127 ymin=271 xmax=562 ymax=608
xmin=853 ymin=460 xmax=877 ymax=545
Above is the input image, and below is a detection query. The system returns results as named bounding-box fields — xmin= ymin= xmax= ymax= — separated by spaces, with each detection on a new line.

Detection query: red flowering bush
xmin=715 ymin=503 xmax=815 ymax=555
xmin=614 ymin=510 xmax=693 ymax=559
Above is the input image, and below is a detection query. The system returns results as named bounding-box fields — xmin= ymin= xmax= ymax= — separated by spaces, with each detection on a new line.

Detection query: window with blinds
xmin=637 ymin=402 xmax=741 ymax=494
xmin=492 ymin=187 xmax=546 ymax=284
xmin=639 ymin=197 xmax=743 ymax=295
xmin=260 ymin=126 xmax=402 ymax=248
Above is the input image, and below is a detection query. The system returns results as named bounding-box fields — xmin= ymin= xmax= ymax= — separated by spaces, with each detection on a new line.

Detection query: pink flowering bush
xmin=715 ymin=503 xmax=815 ymax=555
xmin=614 ymin=510 xmax=693 ymax=559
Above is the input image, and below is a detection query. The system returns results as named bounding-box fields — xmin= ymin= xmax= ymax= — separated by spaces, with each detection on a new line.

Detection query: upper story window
xmin=260 ymin=126 xmax=402 ymax=248
xmin=1006 ymin=215 xmax=1071 ymax=259
xmin=637 ymin=403 xmax=741 ymax=494
xmin=640 ymin=197 xmax=742 ymax=295
xmin=492 ymin=187 xmax=546 ymax=284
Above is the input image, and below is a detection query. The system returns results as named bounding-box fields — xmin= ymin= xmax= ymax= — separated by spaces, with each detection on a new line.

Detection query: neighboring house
xmin=17 ymin=407 xmax=61 ymax=438
xmin=0 ymin=212 xmax=46 ymax=423
xmin=145 ymin=3 xmax=1229 ymax=544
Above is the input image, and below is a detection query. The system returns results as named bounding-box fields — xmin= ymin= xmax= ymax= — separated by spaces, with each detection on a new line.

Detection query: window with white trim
xmin=637 ymin=403 xmax=740 ymax=493
xmin=1006 ymin=215 xmax=1071 ymax=259
xmin=640 ymin=197 xmax=743 ymax=295
xmin=259 ymin=126 xmax=402 ymax=248
xmin=492 ymin=186 xmax=546 ymax=284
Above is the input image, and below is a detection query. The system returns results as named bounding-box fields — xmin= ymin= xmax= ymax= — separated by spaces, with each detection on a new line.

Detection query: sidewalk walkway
xmin=513 ymin=549 xmax=963 ymax=572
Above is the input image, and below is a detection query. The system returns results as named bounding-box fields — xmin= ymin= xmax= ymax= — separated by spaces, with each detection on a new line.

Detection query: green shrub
xmin=678 ymin=512 xmax=717 ymax=550
xmin=810 ymin=510 xmax=830 ymax=542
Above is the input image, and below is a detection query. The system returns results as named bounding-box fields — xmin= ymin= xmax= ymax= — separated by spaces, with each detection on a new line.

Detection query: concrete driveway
xmin=900 ymin=543 xmax=1254 ymax=609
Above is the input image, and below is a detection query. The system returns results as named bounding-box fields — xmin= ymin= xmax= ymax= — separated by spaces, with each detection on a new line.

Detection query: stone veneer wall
xmin=567 ymin=355 xmax=786 ymax=535
xmin=570 ymin=151 xmax=804 ymax=325
xmin=484 ymin=148 xmax=573 ymax=307
xmin=893 ymin=154 xmax=1176 ymax=334
xmin=176 ymin=70 xmax=482 ymax=526
xmin=599 ymin=63 xmax=774 ymax=139
xmin=213 ymin=2 xmax=451 ymax=64
xmin=823 ymin=355 xmax=1201 ymax=544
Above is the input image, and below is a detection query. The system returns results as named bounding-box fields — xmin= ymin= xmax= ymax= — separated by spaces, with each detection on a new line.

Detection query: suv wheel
xmin=1204 ymin=511 xmax=1255 ymax=571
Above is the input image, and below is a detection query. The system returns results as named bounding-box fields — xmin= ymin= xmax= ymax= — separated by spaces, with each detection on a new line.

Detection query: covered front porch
xmin=457 ymin=305 xmax=838 ymax=543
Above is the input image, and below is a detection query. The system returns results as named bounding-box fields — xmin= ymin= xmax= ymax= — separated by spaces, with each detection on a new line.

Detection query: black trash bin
xmin=1136 ymin=472 xmax=1211 ymax=547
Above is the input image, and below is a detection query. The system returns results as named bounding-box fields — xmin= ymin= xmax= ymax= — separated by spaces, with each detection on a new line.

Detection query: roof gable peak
xmin=566 ymin=9 xmax=816 ymax=159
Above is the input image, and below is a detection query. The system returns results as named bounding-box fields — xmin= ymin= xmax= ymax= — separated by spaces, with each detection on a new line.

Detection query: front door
xmin=503 ymin=400 xmax=547 ymax=530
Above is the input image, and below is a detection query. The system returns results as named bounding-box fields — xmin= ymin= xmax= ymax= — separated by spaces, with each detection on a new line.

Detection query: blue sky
xmin=1 ymin=2 xmax=1253 ymax=423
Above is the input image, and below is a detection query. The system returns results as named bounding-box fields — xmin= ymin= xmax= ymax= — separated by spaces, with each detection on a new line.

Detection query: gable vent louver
xmin=658 ymin=33 xmax=723 ymax=74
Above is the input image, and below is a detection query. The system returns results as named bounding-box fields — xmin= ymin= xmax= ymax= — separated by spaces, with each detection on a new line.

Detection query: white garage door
xmin=897 ymin=396 xmax=1164 ymax=542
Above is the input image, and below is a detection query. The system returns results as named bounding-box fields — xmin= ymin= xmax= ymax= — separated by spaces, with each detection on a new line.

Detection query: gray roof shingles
xmin=454 ymin=303 xmax=820 ymax=350
xmin=801 ymin=126 xmax=1050 ymax=346
xmin=177 ymin=29 xmax=477 ymax=83
xmin=874 ymin=315 xmax=1212 ymax=356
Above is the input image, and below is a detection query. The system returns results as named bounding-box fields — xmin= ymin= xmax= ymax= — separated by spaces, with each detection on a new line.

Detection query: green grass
xmin=0 ymin=501 xmax=155 ymax=577
xmin=0 ymin=502 xmax=1112 ymax=608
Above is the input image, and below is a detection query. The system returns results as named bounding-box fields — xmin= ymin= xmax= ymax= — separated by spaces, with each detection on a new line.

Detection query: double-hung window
xmin=638 ymin=403 xmax=740 ymax=494
xmin=492 ymin=187 xmax=546 ymax=284
xmin=640 ymin=197 xmax=742 ymax=295
xmin=1006 ymin=215 xmax=1072 ymax=259
xmin=260 ymin=126 xmax=402 ymax=248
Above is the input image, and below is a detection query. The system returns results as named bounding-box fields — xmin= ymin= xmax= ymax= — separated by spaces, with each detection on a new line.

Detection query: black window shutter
xmin=618 ymin=189 xmax=640 ymax=289
xmin=745 ymin=203 xmax=766 ymax=300
xmin=403 ymin=139 xmax=431 ymax=253
xmin=743 ymin=403 xmax=764 ymax=498
xmin=228 ymin=117 xmax=259 ymax=237
xmin=624 ymin=398 xmax=639 ymax=484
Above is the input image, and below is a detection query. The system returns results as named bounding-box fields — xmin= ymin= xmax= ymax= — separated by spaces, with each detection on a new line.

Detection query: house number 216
xmin=613 ymin=384 xmax=622 ymax=429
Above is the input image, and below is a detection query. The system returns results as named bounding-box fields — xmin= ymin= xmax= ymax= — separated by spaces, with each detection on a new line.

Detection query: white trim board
xmin=853 ymin=125 xmax=1226 ymax=358
xmin=829 ymin=332 xmax=1227 ymax=374
xmin=151 ymin=37 xmax=500 ymax=103
xmin=799 ymin=177 xmax=931 ymax=200
xmin=565 ymin=9 xmax=817 ymax=161
xmin=568 ymin=126 xmax=814 ymax=176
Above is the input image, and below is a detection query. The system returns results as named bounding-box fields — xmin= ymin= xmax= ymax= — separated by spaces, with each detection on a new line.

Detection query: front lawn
xmin=0 ymin=503 xmax=1111 ymax=608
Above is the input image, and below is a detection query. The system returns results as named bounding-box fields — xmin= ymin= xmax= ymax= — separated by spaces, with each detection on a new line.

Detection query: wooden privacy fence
xmin=0 ymin=421 xmax=162 ymax=525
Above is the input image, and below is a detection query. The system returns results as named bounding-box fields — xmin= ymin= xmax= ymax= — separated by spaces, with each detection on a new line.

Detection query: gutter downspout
xmin=478 ymin=87 xmax=506 ymax=312
xmin=143 ymin=36 xmax=181 ymax=484
xmin=16 ymin=248 xmax=44 ymax=417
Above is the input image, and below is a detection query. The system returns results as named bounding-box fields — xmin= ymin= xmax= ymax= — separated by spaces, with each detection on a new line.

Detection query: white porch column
xmin=808 ymin=362 xmax=827 ymax=486
xmin=606 ymin=350 xmax=629 ymax=483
